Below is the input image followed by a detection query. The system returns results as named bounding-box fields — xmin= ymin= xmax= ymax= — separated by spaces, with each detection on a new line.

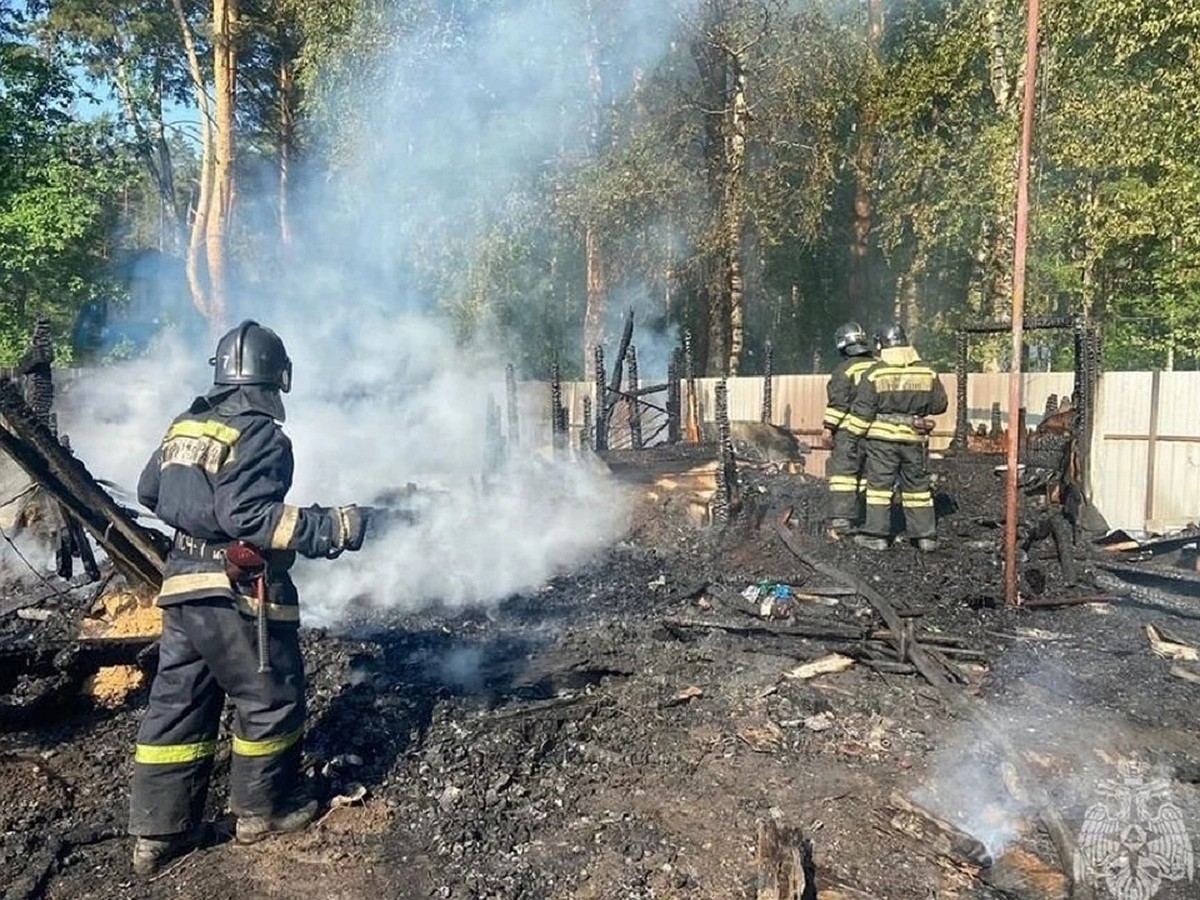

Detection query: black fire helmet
xmin=834 ymin=321 xmax=870 ymax=356
xmin=210 ymin=320 xmax=292 ymax=393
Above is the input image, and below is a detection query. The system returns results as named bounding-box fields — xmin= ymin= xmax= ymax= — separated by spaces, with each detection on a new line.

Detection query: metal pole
xmin=1004 ymin=0 xmax=1041 ymax=607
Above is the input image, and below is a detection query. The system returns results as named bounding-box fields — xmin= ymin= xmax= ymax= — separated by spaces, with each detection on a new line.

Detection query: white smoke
xmin=53 ymin=0 xmax=698 ymax=624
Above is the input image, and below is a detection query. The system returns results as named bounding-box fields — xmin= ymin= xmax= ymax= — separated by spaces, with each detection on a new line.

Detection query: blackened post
xmin=952 ymin=330 xmax=969 ymax=449
xmin=581 ymin=396 xmax=593 ymax=452
xmin=594 ymin=345 xmax=608 ymax=452
xmin=761 ymin=341 xmax=774 ymax=424
xmin=607 ymin=308 xmax=635 ymax=417
xmin=667 ymin=350 xmax=681 ymax=444
xmin=549 ymin=360 xmax=565 ymax=458
xmin=990 ymin=403 xmax=1002 ymax=437
xmin=505 ymin=363 xmax=519 ymax=449
xmin=713 ymin=377 xmax=737 ymax=525
xmin=1005 ymin=0 xmax=1041 ymax=606
xmin=626 ymin=345 xmax=643 ymax=449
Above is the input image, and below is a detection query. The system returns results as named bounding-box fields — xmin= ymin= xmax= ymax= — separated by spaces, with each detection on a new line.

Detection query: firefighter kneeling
xmin=844 ymin=324 xmax=947 ymax=552
xmin=128 ymin=321 xmax=372 ymax=875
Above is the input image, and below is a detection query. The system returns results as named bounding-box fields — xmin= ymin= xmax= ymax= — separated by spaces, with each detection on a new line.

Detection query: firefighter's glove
xmin=331 ymin=505 xmax=368 ymax=553
xmin=912 ymin=416 xmax=936 ymax=435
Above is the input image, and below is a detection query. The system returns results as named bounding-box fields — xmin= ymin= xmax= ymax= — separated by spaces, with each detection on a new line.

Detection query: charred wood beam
xmin=958 ymin=316 xmax=1074 ymax=335
xmin=0 ymin=378 xmax=166 ymax=588
xmin=667 ymin=349 xmax=682 ymax=444
xmin=593 ymin=346 xmax=608 ymax=452
xmin=605 ymin=308 xmax=635 ymax=423
xmin=771 ymin=521 xmax=1093 ymax=900
xmin=626 ymin=345 xmax=643 ymax=450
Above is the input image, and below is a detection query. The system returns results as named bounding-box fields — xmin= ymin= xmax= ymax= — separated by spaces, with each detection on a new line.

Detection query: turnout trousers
xmin=860 ymin=439 xmax=936 ymax=540
xmin=827 ymin=429 xmax=865 ymax=522
xmin=128 ymin=600 xmax=306 ymax=836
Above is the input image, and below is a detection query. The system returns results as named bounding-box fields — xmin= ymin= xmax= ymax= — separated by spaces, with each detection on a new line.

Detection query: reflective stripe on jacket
xmin=845 ymin=346 xmax=948 ymax=443
xmin=137 ymin=386 xmax=343 ymax=609
xmin=823 ymin=355 xmax=876 ymax=429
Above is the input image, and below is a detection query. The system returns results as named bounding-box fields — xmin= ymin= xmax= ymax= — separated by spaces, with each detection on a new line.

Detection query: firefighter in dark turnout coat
xmin=129 ymin=321 xmax=370 ymax=875
xmin=844 ymin=324 xmax=947 ymax=551
xmin=822 ymin=322 xmax=876 ymax=532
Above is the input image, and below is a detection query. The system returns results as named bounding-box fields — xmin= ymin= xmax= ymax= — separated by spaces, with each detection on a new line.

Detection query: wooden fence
xmin=536 ymin=371 xmax=1197 ymax=533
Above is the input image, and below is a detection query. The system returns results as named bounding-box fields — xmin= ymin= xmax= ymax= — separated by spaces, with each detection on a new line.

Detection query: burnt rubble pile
xmin=3 ymin=453 xmax=1200 ymax=899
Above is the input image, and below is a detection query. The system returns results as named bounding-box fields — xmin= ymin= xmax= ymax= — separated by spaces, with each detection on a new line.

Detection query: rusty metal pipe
xmin=1005 ymin=0 xmax=1041 ymax=606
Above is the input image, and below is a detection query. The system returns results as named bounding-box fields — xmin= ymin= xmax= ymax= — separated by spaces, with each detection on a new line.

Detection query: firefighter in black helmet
xmin=822 ymin=321 xmax=876 ymax=533
xmin=844 ymin=324 xmax=947 ymax=551
xmin=128 ymin=321 xmax=371 ymax=875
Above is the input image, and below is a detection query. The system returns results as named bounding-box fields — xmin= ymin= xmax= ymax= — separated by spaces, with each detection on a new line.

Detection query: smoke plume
xmin=55 ymin=0 xmax=697 ymax=624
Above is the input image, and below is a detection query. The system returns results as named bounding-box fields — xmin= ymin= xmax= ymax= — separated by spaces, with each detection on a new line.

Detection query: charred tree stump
xmin=0 ymin=379 xmax=165 ymax=588
xmin=755 ymin=813 xmax=815 ymax=900
xmin=713 ymin=378 xmax=739 ymax=525
xmin=626 ymin=345 xmax=642 ymax=450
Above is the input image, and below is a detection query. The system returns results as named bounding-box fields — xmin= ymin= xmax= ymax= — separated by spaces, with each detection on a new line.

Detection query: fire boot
xmin=916 ymin=538 xmax=939 ymax=553
xmin=827 ymin=517 xmax=852 ymax=539
xmin=235 ymin=796 xmax=319 ymax=845
xmin=854 ymin=535 xmax=889 ymax=551
xmin=132 ymin=827 xmax=206 ymax=876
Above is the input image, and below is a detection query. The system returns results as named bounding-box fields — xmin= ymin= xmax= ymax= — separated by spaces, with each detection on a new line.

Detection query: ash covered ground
xmin=2 ymin=459 xmax=1199 ymax=900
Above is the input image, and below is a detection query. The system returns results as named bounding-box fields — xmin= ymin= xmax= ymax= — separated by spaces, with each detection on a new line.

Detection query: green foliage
xmin=0 ymin=32 xmax=135 ymax=365
xmin=7 ymin=0 xmax=1200 ymax=374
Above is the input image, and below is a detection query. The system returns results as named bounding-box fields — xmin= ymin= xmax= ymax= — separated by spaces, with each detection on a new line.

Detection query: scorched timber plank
xmin=0 ymin=379 xmax=165 ymax=588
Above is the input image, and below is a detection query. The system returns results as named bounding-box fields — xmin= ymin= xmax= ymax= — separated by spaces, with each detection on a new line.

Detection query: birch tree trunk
xmin=278 ymin=46 xmax=297 ymax=249
xmin=206 ymin=0 xmax=239 ymax=330
xmin=172 ymin=0 xmax=215 ymax=324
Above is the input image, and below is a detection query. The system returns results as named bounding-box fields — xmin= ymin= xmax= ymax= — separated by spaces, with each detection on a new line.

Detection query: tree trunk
xmin=849 ymin=0 xmax=884 ymax=321
xmin=172 ymin=0 xmax=215 ymax=323
xmin=150 ymin=69 xmax=181 ymax=254
xmin=206 ymin=0 xmax=238 ymax=330
xmin=691 ymin=0 xmax=730 ymax=376
xmin=581 ymin=0 xmax=606 ymax=380
xmin=583 ymin=226 xmax=605 ymax=379
xmin=278 ymin=52 xmax=296 ymax=248
xmin=725 ymin=50 xmax=748 ymax=376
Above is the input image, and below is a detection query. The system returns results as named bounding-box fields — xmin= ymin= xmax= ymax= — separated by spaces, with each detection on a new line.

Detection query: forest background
xmin=1 ymin=0 xmax=1196 ymax=380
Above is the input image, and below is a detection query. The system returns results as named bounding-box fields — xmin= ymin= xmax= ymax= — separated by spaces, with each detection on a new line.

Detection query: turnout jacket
xmin=137 ymin=386 xmax=344 ymax=615
xmin=822 ymin=353 xmax=877 ymax=431
xmin=845 ymin=346 xmax=948 ymax=443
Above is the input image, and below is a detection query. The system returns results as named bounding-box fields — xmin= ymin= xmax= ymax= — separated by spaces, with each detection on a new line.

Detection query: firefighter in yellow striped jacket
xmin=128 ymin=321 xmax=371 ymax=875
xmin=822 ymin=322 xmax=876 ymax=533
xmin=844 ymin=324 xmax=947 ymax=551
